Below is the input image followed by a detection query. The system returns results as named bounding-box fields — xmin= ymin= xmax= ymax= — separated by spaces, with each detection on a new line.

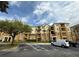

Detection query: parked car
xmin=51 ymin=39 xmax=70 ymax=48
xmin=68 ymin=41 xmax=78 ymax=47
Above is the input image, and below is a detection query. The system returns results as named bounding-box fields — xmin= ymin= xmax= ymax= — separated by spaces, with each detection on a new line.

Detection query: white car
xmin=51 ymin=39 xmax=70 ymax=48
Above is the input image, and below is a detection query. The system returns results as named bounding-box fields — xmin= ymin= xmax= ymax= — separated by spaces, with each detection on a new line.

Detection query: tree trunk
xmin=11 ymin=33 xmax=16 ymax=45
xmin=11 ymin=36 xmax=15 ymax=45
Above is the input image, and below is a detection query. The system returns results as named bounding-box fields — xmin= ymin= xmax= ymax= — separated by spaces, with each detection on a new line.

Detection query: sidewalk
xmin=26 ymin=43 xmax=51 ymax=45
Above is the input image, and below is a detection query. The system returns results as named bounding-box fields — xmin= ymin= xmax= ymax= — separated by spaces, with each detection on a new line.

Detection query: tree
xmin=0 ymin=1 xmax=9 ymax=13
xmin=0 ymin=20 xmax=32 ymax=45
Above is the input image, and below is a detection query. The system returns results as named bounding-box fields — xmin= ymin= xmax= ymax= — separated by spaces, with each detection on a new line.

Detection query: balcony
xmin=51 ymin=31 xmax=56 ymax=36
xmin=50 ymin=27 xmax=54 ymax=30
xmin=52 ymin=34 xmax=56 ymax=36
xmin=61 ymin=28 xmax=66 ymax=31
xmin=61 ymin=32 xmax=67 ymax=36
xmin=60 ymin=24 xmax=65 ymax=28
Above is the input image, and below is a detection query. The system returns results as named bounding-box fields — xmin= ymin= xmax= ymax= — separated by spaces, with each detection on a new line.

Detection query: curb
xmin=26 ymin=43 xmax=51 ymax=45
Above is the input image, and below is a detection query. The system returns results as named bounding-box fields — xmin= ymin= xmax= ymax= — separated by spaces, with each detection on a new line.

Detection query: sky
xmin=0 ymin=1 xmax=79 ymax=26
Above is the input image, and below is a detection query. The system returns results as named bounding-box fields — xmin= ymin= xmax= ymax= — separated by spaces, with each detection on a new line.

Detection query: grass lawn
xmin=0 ymin=43 xmax=18 ymax=51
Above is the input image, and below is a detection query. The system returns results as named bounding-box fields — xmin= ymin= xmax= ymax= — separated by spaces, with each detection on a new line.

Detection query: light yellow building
xmin=24 ymin=27 xmax=37 ymax=42
xmin=50 ymin=23 xmax=72 ymax=41
xmin=14 ymin=33 xmax=26 ymax=42
xmin=24 ymin=24 xmax=50 ymax=42
xmin=23 ymin=23 xmax=73 ymax=42
xmin=0 ymin=32 xmax=12 ymax=42
xmin=71 ymin=24 xmax=79 ymax=42
xmin=0 ymin=23 xmax=73 ymax=43
xmin=36 ymin=24 xmax=50 ymax=42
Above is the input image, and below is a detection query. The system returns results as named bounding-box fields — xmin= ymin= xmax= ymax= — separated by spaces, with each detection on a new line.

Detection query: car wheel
xmin=61 ymin=45 xmax=65 ymax=48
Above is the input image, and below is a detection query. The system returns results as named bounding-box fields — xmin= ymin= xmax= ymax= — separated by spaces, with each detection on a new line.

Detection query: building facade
xmin=24 ymin=23 xmax=72 ymax=42
xmin=24 ymin=27 xmax=37 ymax=42
xmin=50 ymin=23 xmax=72 ymax=41
xmin=24 ymin=24 xmax=50 ymax=42
xmin=0 ymin=32 xmax=12 ymax=42
xmin=37 ymin=24 xmax=50 ymax=42
xmin=71 ymin=24 xmax=79 ymax=42
xmin=0 ymin=23 xmax=74 ymax=43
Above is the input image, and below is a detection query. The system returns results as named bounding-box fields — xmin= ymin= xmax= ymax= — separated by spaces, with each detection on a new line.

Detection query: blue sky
xmin=0 ymin=1 xmax=79 ymax=26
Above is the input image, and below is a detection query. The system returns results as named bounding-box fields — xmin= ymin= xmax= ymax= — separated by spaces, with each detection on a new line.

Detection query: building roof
xmin=54 ymin=23 xmax=69 ymax=24
xmin=50 ymin=23 xmax=69 ymax=26
xmin=71 ymin=24 xmax=79 ymax=28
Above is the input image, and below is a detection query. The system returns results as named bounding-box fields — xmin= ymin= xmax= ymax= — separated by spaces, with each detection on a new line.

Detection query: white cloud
xmin=21 ymin=16 xmax=29 ymax=24
xmin=36 ymin=19 xmax=48 ymax=25
xmin=0 ymin=16 xmax=14 ymax=21
xmin=13 ymin=14 xmax=29 ymax=24
xmin=0 ymin=14 xmax=29 ymax=24
xmin=33 ymin=1 xmax=79 ymax=26
xmin=10 ymin=1 xmax=22 ymax=7
xmin=33 ymin=2 xmax=51 ymax=16
xmin=49 ymin=23 xmax=53 ymax=26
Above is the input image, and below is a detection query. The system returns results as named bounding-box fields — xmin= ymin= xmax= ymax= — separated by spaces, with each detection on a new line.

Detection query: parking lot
xmin=0 ymin=43 xmax=79 ymax=57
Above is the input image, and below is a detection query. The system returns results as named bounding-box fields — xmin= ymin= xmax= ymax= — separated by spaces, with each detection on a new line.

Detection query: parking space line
xmin=40 ymin=47 xmax=49 ymax=51
xmin=26 ymin=43 xmax=40 ymax=51
xmin=32 ymin=45 xmax=49 ymax=51
xmin=37 ymin=45 xmax=49 ymax=51
xmin=29 ymin=45 xmax=40 ymax=51
xmin=26 ymin=43 xmax=49 ymax=51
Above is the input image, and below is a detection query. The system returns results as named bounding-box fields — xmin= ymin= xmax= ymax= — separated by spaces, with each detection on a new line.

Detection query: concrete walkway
xmin=26 ymin=43 xmax=51 ymax=45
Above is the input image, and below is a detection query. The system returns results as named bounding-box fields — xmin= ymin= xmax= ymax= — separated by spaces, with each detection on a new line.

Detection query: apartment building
xmin=71 ymin=24 xmax=79 ymax=42
xmin=0 ymin=23 xmax=73 ymax=43
xmin=14 ymin=33 xmax=26 ymax=42
xmin=24 ymin=24 xmax=50 ymax=42
xmin=36 ymin=24 xmax=50 ymax=42
xmin=0 ymin=32 xmax=12 ymax=42
xmin=20 ymin=23 xmax=72 ymax=42
xmin=50 ymin=23 xmax=72 ymax=41
xmin=24 ymin=27 xmax=37 ymax=42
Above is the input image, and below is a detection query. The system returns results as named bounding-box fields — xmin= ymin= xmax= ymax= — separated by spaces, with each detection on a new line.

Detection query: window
xmin=51 ymin=31 xmax=55 ymax=34
xmin=43 ymin=30 xmax=46 ymax=32
xmin=51 ymin=27 xmax=54 ymax=30
xmin=63 ymin=37 xmax=67 ymax=39
xmin=62 ymin=33 xmax=66 ymax=36
xmin=61 ymin=24 xmax=65 ymax=27
xmin=38 ymin=38 xmax=41 ymax=41
xmin=38 ymin=34 xmax=41 ymax=36
xmin=51 ymin=31 xmax=55 ymax=36
xmin=61 ymin=28 xmax=66 ymax=31
xmin=25 ymin=34 xmax=27 ymax=36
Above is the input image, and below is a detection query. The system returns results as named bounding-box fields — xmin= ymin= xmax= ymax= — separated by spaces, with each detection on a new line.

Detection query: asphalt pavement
xmin=0 ymin=43 xmax=79 ymax=57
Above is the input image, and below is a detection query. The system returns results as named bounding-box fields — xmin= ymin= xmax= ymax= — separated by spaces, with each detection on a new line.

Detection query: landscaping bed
xmin=0 ymin=43 xmax=18 ymax=51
